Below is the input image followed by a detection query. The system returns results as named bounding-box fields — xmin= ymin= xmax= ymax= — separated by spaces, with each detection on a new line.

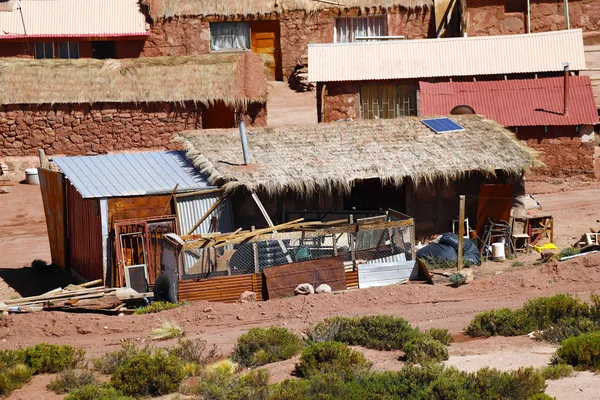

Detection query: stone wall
xmin=320 ymin=82 xmax=361 ymax=122
xmin=0 ymin=102 xmax=267 ymax=157
xmin=466 ymin=0 xmax=600 ymax=38
xmin=142 ymin=18 xmax=210 ymax=57
xmin=516 ymin=125 xmax=596 ymax=177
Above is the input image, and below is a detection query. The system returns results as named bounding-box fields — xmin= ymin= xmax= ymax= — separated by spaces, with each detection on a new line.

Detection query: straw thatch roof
xmin=144 ymin=0 xmax=432 ymax=19
xmin=0 ymin=52 xmax=268 ymax=107
xmin=179 ymin=116 xmax=537 ymax=196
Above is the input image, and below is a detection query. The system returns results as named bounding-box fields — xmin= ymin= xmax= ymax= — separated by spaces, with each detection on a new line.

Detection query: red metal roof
xmin=419 ymin=76 xmax=599 ymax=126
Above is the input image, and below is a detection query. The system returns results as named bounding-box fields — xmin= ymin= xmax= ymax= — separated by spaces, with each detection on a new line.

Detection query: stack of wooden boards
xmin=0 ymin=279 xmax=151 ymax=314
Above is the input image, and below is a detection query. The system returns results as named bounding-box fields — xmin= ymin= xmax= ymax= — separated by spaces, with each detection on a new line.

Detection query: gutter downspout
xmin=527 ymin=0 xmax=531 ymax=33
xmin=16 ymin=0 xmax=30 ymax=54
xmin=564 ymin=0 xmax=570 ymax=30
xmin=563 ymin=62 xmax=570 ymax=116
xmin=238 ymin=117 xmax=251 ymax=165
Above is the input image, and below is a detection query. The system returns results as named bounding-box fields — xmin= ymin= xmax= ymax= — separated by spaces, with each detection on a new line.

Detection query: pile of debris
xmin=0 ymin=279 xmax=151 ymax=314
xmin=288 ymin=55 xmax=314 ymax=92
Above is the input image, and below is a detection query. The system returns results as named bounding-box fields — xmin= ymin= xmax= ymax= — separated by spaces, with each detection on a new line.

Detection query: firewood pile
xmin=0 ymin=279 xmax=151 ymax=314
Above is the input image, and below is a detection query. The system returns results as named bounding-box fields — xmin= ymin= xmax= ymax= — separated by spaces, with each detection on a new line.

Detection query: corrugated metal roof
xmin=0 ymin=0 xmax=148 ymax=39
xmin=308 ymin=30 xmax=586 ymax=82
xmin=419 ymin=76 xmax=599 ymax=126
xmin=53 ymin=151 xmax=212 ymax=199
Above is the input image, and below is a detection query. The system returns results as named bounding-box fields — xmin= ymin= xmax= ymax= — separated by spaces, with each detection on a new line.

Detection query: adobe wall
xmin=319 ymin=82 xmax=361 ymax=122
xmin=142 ymin=18 xmax=210 ymax=57
xmin=516 ymin=125 xmax=596 ymax=177
xmin=0 ymin=102 xmax=267 ymax=157
xmin=466 ymin=0 xmax=600 ymax=39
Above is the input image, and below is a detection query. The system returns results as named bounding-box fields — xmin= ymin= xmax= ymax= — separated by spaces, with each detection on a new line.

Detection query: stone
xmin=0 ymin=187 xmax=11 ymax=194
xmin=236 ymin=315 xmax=244 ymax=321
xmin=238 ymin=291 xmax=257 ymax=303
xmin=203 ymin=306 xmax=213 ymax=313
xmin=294 ymin=283 xmax=314 ymax=296
xmin=315 ymin=284 xmax=332 ymax=294
xmin=458 ymin=268 xmax=474 ymax=284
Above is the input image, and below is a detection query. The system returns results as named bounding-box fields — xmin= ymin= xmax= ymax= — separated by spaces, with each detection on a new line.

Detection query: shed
xmin=420 ymin=76 xmax=599 ymax=176
xmin=178 ymin=115 xmax=537 ymax=236
xmin=39 ymin=151 xmax=234 ymax=291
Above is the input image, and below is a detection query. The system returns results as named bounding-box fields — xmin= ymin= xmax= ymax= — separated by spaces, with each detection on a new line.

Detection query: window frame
xmin=334 ymin=15 xmax=388 ymax=43
xmin=360 ymin=84 xmax=417 ymax=120
xmin=209 ymin=21 xmax=252 ymax=52
xmin=34 ymin=41 xmax=55 ymax=59
xmin=505 ymin=0 xmax=527 ymax=13
xmin=58 ymin=42 xmax=80 ymax=59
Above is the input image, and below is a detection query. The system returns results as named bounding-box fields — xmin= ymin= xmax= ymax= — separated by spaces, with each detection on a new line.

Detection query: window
xmin=360 ymin=84 xmax=417 ymax=120
xmin=34 ymin=42 xmax=54 ymax=59
xmin=335 ymin=16 xmax=387 ymax=43
xmin=58 ymin=42 xmax=79 ymax=59
xmin=210 ymin=22 xmax=251 ymax=51
xmin=505 ymin=0 xmax=526 ymax=13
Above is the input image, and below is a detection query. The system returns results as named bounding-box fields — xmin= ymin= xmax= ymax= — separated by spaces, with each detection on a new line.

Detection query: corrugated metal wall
xmin=66 ymin=182 xmax=103 ymax=281
xmin=38 ymin=168 xmax=67 ymax=270
xmin=178 ymin=273 xmax=263 ymax=303
xmin=175 ymin=191 xmax=234 ymax=272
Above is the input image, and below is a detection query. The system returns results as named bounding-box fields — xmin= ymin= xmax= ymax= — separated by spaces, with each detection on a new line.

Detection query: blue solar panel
xmin=421 ymin=118 xmax=464 ymax=134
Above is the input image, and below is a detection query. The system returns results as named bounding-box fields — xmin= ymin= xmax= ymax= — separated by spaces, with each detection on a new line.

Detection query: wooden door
xmin=251 ymin=21 xmax=282 ymax=81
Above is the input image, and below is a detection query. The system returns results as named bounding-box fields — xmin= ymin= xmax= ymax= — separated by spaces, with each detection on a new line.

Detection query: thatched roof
xmin=179 ymin=116 xmax=537 ymax=196
xmin=144 ymin=0 xmax=432 ymax=19
xmin=0 ymin=52 xmax=268 ymax=107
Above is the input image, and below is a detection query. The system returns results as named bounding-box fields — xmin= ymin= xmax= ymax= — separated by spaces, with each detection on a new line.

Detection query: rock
xmin=315 ymin=284 xmax=332 ymax=294
xmin=294 ymin=283 xmax=314 ymax=296
xmin=458 ymin=268 xmax=474 ymax=284
xmin=238 ymin=291 xmax=257 ymax=303
xmin=0 ymin=187 xmax=11 ymax=194
xmin=203 ymin=306 xmax=213 ymax=313
xmin=236 ymin=315 xmax=244 ymax=321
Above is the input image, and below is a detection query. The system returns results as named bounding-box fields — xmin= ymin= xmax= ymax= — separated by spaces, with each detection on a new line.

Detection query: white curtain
xmin=336 ymin=16 xmax=387 ymax=43
xmin=210 ymin=22 xmax=251 ymax=51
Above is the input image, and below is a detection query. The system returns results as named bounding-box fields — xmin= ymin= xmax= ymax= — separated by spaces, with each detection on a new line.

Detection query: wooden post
xmin=457 ymin=195 xmax=466 ymax=271
xmin=251 ymin=193 xmax=293 ymax=263
xmin=251 ymin=226 xmax=259 ymax=274
xmin=38 ymin=148 xmax=48 ymax=169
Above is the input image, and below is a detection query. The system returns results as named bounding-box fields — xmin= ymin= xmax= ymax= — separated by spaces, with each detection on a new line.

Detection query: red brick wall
xmin=466 ymin=0 xmax=600 ymax=37
xmin=0 ymin=102 xmax=267 ymax=157
xmin=516 ymin=125 xmax=596 ymax=177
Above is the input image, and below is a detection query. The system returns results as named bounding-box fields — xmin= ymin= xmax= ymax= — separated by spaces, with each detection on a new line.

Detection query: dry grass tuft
xmin=150 ymin=321 xmax=185 ymax=341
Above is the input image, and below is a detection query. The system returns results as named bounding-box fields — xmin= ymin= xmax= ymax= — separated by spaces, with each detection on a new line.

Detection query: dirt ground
xmin=2 ymin=172 xmax=600 ymax=397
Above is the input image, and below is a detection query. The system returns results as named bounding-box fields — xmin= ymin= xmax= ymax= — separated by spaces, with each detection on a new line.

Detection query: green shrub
xmin=539 ymin=364 xmax=575 ymax=380
xmin=512 ymin=261 xmax=524 ymax=267
xmin=0 ymin=348 xmax=26 ymax=367
xmin=134 ymin=301 xmax=184 ymax=315
xmin=111 ymin=351 xmax=184 ymax=397
xmin=555 ymin=247 xmax=580 ymax=260
xmin=466 ymin=308 xmax=533 ymax=337
xmin=232 ymin=327 xmax=303 ymax=367
xmin=92 ymin=342 xmax=143 ymax=375
xmin=425 ymin=328 xmax=454 ymax=345
xmin=168 ymin=338 xmax=218 ymax=366
xmin=403 ymin=336 xmax=449 ymax=364
xmin=65 ymin=384 xmax=134 ymax=400
xmin=528 ymin=394 xmax=556 ymax=400
xmin=25 ymin=343 xmax=85 ymax=373
xmin=0 ymin=363 xmax=33 ymax=396
xmin=449 ymin=272 xmax=467 ymax=287
xmin=306 ymin=318 xmax=341 ymax=343
xmin=187 ymin=363 xmax=270 ymax=400
xmin=534 ymin=317 xmax=596 ymax=343
xmin=523 ymin=294 xmax=590 ymax=328
xmin=47 ymin=369 xmax=98 ymax=394
xmin=553 ymin=331 xmax=600 ymax=370
xmin=269 ymin=373 xmax=348 ymax=400
xmin=294 ymin=341 xmax=371 ymax=381
xmin=310 ymin=315 xmax=420 ymax=351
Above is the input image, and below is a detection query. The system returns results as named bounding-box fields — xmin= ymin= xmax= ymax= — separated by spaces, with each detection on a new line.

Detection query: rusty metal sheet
xmin=38 ymin=168 xmax=67 ymax=270
xmin=263 ymin=257 xmax=346 ymax=299
xmin=178 ymin=273 xmax=263 ymax=303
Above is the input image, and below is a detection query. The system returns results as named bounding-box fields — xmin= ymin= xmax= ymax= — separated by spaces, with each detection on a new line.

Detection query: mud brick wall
xmin=516 ymin=125 xmax=596 ymax=177
xmin=0 ymin=102 xmax=267 ymax=157
xmin=466 ymin=0 xmax=600 ymax=37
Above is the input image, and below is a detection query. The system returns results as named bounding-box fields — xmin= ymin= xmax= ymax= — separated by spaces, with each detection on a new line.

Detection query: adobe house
xmin=0 ymin=52 xmax=268 ymax=157
xmin=419 ymin=76 xmax=599 ymax=177
xmin=140 ymin=0 xmax=457 ymax=81
xmin=309 ymin=29 xmax=587 ymax=122
xmin=178 ymin=115 xmax=537 ymax=237
xmin=0 ymin=0 xmax=149 ymax=59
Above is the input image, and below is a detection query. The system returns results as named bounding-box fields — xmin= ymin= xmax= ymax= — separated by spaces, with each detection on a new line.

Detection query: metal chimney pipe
xmin=238 ymin=118 xmax=251 ymax=165
xmin=563 ymin=62 xmax=570 ymax=116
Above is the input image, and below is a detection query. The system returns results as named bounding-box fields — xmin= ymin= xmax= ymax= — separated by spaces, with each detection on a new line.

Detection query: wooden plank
xmin=262 ymin=257 xmax=346 ymax=299
xmin=475 ymin=184 xmax=513 ymax=237
xmin=38 ymin=168 xmax=67 ymax=270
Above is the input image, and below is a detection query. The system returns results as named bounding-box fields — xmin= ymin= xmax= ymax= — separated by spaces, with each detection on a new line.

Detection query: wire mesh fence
xmin=178 ymin=212 xmax=415 ymax=281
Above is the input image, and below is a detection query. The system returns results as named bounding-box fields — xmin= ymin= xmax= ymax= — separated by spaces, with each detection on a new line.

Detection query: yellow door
xmin=251 ymin=21 xmax=282 ymax=81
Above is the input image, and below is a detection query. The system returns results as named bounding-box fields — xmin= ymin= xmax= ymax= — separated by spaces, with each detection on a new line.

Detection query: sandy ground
xmin=266 ymin=81 xmax=317 ymax=126
xmin=2 ymin=169 xmax=600 ymax=397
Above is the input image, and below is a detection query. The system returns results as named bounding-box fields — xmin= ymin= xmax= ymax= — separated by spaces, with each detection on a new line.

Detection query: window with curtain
xmin=335 ymin=16 xmax=387 ymax=43
xmin=210 ymin=22 xmax=251 ymax=51
xmin=360 ymin=84 xmax=417 ymax=120
xmin=58 ymin=42 xmax=79 ymax=59
xmin=34 ymin=42 xmax=54 ymax=59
